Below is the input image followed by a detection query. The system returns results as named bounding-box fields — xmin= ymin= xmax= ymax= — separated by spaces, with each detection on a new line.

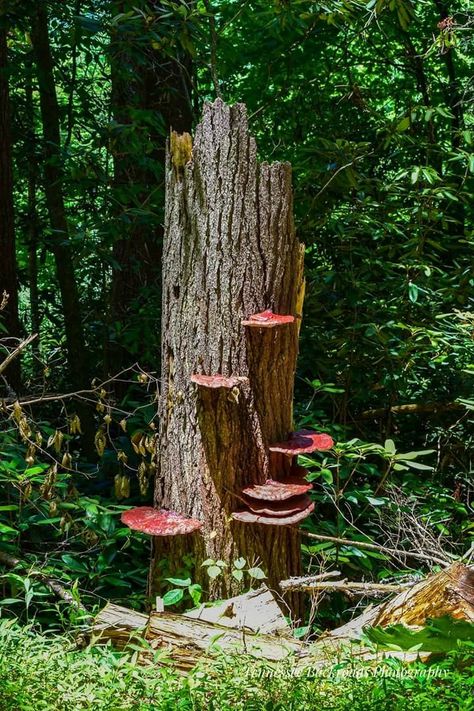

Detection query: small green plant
xmin=201 ymin=557 xmax=267 ymax=585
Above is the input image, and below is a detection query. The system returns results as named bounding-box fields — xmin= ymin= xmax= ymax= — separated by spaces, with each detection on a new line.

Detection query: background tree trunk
xmin=0 ymin=24 xmax=21 ymax=391
xmin=150 ymin=100 xmax=305 ymax=616
xmin=107 ymin=0 xmax=193 ymax=374
xmin=31 ymin=5 xmax=88 ymax=391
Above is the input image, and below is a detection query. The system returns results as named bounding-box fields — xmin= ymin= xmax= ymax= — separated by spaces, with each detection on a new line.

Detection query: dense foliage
xmin=0 ymin=0 xmax=473 ymax=649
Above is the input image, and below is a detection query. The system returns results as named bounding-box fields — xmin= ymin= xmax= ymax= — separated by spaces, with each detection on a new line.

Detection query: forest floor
xmin=0 ymin=620 xmax=472 ymax=711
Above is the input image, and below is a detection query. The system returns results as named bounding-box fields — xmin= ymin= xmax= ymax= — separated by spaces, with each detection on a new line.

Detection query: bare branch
xmin=0 ymin=334 xmax=38 ymax=376
xmin=300 ymin=530 xmax=453 ymax=567
xmin=0 ymin=549 xmax=90 ymax=614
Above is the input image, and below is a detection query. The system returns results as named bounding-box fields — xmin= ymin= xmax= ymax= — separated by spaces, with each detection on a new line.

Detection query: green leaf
xmin=321 ymin=469 xmax=333 ymax=484
xmin=401 ymin=460 xmax=434 ymax=471
xmin=247 ymin=567 xmax=266 ymax=580
xmin=0 ymin=523 xmax=18 ymax=534
xmin=396 ymin=117 xmax=410 ymax=132
xmin=206 ymin=566 xmax=222 ymax=580
xmin=395 ymin=450 xmax=435 ymax=460
xmin=231 ymin=569 xmax=244 ymax=582
xmin=61 ymin=555 xmax=88 ymax=573
xmin=233 ymin=557 xmax=246 ymax=570
xmin=384 ymin=439 xmax=396 ymax=454
xmin=188 ymin=584 xmax=202 ymax=606
xmin=165 ymin=577 xmax=191 ymax=587
xmin=408 ymin=282 xmax=418 ymax=303
xmin=201 ymin=559 xmax=215 ymax=567
xmin=162 ymin=589 xmax=184 ymax=606
xmin=366 ymin=496 xmax=386 ymax=506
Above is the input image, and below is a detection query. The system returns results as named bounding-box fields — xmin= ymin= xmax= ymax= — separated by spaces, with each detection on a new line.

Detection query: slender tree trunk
xmin=31 ymin=6 xmax=88 ymax=390
xmin=150 ymin=100 xmax=306 ymax=616
xmin=0 ymin=24 xmax=20 ymax=391
xmin=25 ymin=54 xmax=41 ymax=374
xmin=107 ymin=0 xmax=193 ymax=374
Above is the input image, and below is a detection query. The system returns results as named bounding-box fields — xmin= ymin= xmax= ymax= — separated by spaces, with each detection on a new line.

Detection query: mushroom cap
xmin=242 ymin=309 xmax=295 ymax=328
xmin=121 ymin=507 xmax=203 ymax=536
xmin=232 ymin=502 xmax=314 ymax=526
xmin=191 ymin=374 xmax=248 ymax=389
xmin=242 ymin=478 xmax=312 ymax=501
xmin=245 ymin=494 xmax=312 ymax=517
xmin=269 ymin=429 xmax=334 ymax=456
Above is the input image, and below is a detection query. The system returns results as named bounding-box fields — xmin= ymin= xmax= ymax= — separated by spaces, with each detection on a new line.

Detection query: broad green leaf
xmin=162 ymin=589 xmax=184 ymax=606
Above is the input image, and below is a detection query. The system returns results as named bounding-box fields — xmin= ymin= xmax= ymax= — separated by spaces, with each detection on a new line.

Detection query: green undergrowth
xmin=0 ymin=620 xmax=473 ymax=711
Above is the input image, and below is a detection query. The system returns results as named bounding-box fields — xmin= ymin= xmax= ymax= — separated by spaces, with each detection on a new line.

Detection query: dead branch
xmin=300 ymin=530 xmax=452 ymax=567
xmin=0 ymin=549 xmax=89 ymax=614
xmin=283 ymin=579 xmax=411 ymax=595
xmin=360 ymin=401 xmax=464 ymax=419
xmin=279 ymin=571 xmax=341 ymax=591
xmin=0 ymin=334 xmax=37 ymax=376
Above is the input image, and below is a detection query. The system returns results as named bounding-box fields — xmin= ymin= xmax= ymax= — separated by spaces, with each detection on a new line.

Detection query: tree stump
xmin=150 ymin=99 xmax=305 ymax=615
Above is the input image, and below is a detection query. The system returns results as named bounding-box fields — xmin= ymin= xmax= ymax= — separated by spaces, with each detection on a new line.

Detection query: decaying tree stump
xmin=150 ymin=99 xmax=305 ymax=612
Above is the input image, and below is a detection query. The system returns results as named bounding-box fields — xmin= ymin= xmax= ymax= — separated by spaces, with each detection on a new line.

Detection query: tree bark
xmin=31 ymin=5 xmax=88 ymax=390
xmin=0 ymin=23 xmax=21 ymax=391
xmin=150 ymin=100 xmax=306 ymax=616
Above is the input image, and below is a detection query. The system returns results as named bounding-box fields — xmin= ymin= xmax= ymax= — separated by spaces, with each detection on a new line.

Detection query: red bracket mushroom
xmin=241 ymin=309 xmax=295 ymax=328
xmin=246 ymin=494 xmax=312 ymax=517
xmin=121 ymin=507 xmax=203 ymax=536
xmin=190 ymin=374 xmax=249 ymax=389
xmin=232 ymin=502 xmax=315 ymax=526
xmin=242 ymin=478 xmax=312 ymax=501
xmin=232 ymin=478 xmax=314 ymax=526
xmin=269 ymin=429 xmax=334 ymax=456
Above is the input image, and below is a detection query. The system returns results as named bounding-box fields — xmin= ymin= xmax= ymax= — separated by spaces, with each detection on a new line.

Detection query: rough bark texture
xmin=150 ymin=100 xmax=305 ymax=615
xmin=0 ymin=25 xmax=21 ymax=391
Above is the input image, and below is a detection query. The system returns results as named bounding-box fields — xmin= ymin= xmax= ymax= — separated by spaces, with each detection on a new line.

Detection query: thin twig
xmin=284 ymin=580 xmax=411 ymax=594
xmin=300 ymin=530 xmax=452 ymax=567
xmin=279 ymin=570 xmax=341 ymax=591
xmin=0 ymin=334 xmax=38 ymax=376
xmin=0 ymin=549 xmax=90 ymax=614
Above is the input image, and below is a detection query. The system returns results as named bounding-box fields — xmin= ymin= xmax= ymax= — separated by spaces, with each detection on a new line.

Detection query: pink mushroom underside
xmin=232 ymin=502 xmax=315 ymax=526
xmin=241 ymin=309 xmax=295 ymax=327
xmin=121 ymin=507 xmax=202 ymax=535
xmin=190 ymin=374 xmax=248 ymax=389
xmin=269 ymin=429 xmax=334 ymax=455
xmin=245 ymin=494 xmax=312 ymax=517
xmin=242 ymin=478 xmax=312 ymax=501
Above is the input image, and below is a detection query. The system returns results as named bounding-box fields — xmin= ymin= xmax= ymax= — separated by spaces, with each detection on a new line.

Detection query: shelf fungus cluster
xmin=232 ymin=427 xmax=333 ymax=526
xmin=123 ymin=309 xmax=335 ymax=539
xmin=189 ymin=309 xmax=335 ymax=529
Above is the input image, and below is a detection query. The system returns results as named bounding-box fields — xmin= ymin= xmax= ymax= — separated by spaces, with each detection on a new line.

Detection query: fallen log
xmin=91 ymin=563 xmax=474 ymax=672
xmin=185 ymin=585 xmax=292 ymax=636
xmin=317 ymin=562 xmax=474 ymax=650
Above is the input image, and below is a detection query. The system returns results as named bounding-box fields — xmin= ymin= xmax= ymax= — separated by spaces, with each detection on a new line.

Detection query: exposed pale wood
xmin=184 ymin=585 xmax=291 ymax=635
xmin=319 ymin=562 xmax=474 ymax=646
xmin=92 ymin=603 xmax=148 ymax=649
xmin=281 ymin=577 xmax=409 ymax=595
xmin=92 ymin=565 xmax=474 ymax=672
xmin=145 ymin=609 xmax=304 ymax=670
